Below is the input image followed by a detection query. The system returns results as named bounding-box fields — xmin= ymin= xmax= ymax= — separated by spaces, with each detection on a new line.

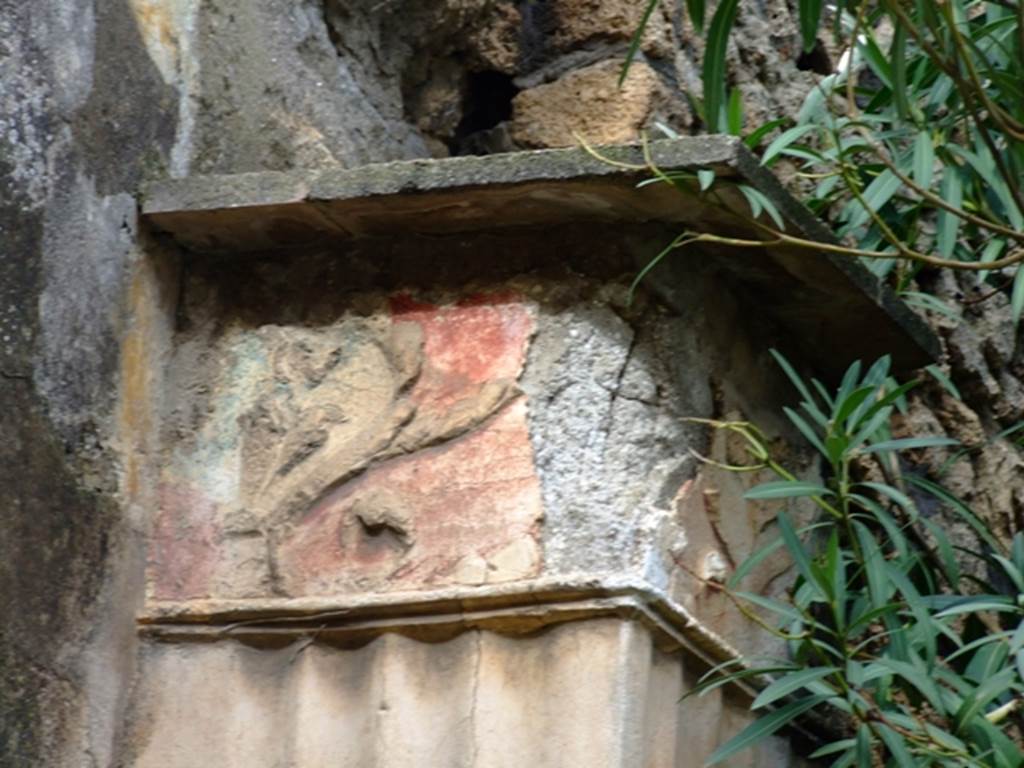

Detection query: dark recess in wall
xmin=450 ymin=70 xmax=519 ymax=155
xmin=795 ymin=40 xmax=832 ymax=75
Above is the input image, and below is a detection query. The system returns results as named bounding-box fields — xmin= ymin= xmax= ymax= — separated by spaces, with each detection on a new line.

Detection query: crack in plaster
xmin=469 ymin=631 xmax=483 ymax=767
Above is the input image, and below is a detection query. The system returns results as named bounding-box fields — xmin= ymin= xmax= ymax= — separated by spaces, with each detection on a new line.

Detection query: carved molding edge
xmin=138 ymin=574 xmax=747 ymax=681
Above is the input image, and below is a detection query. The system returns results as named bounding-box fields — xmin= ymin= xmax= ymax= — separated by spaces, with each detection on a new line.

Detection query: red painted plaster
xmin=149 ymin=483 xmax=220 ymax=600
xmin=391 ymin=292 xmax=535 ymax=411
xmin=277 ymin=397 xmax=543 ymax=596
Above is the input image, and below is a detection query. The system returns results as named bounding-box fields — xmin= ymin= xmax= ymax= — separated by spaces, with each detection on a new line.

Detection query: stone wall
xmin=159 ymin=0 xmax=831 ymax=170
xmin=4 ymin=1 xmax=1021 ymax=766
xmin=1 ymin=2 xmax=179 ymax=765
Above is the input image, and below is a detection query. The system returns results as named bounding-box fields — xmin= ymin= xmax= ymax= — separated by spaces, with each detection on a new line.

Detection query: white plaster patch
xmin=127 ymin=0 xmax=199 ymax=176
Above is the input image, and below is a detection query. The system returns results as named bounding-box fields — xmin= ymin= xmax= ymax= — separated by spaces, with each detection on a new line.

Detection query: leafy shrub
xmin=694 ymin=353 xmax=1024 ymax=767
xmin=627 ymin=1 xmax=1024 ymax=317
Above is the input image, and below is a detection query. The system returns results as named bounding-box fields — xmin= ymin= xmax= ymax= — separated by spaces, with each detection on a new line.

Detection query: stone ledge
xmin=141 ymin=138 xmax=938 ymax=376
xmin=139 ymin=575 xmax=742 ymax=676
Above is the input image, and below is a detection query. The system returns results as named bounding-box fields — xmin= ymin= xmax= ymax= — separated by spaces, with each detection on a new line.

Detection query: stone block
xmin=548 ymin=0 xmax=676 ymax=58
xmin=511 ymin=59 xmax=668 ymax=149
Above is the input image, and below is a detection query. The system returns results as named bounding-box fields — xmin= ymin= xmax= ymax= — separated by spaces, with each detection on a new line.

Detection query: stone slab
xmin=138 ymin=574 xmax=742 ymax=674
xmin=141 ymin=138 xmax=938 ymax=375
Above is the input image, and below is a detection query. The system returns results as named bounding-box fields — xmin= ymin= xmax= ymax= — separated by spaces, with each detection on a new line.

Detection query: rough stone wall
xmin=5 ymin=1 xmax=1022 ymax=766
xmin=0 ymin=3 xmax=180 ymax=765
xmin=893 ymin=272 xmax=1024 ymax=548
xmin=179 ymin=0 xmax=829 ymax=169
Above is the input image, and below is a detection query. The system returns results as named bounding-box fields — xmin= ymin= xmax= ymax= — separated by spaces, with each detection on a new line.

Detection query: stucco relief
xmin=150 ymin=292 xmax=543 ymax=601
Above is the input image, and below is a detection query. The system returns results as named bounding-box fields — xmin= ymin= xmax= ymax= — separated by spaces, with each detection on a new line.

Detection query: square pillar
xmin=128 ymin=139 xmax=936 ymax=766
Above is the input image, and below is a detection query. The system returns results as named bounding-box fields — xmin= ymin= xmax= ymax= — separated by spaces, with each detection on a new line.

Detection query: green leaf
xmin=860 ymin=436 xmax=958 ymax=454
xmin=811 ymin=378 xmax=835 ymax=410
xmin=738 ymin=184 xmax=786 ymax=229
xmin=784 ymin=406 xmax=828 ymax=457
xmin=857 ymin=41 xmax=891 ymax=91
xmin=969 ymin=718 xmax=1023 ymax=768
xmin=769 ymin=349 xmax=827 ymax=424
xmin=809 ymin=739 xmax=855 ymax=759
xmin=854 ymin=723 xmax=872 ymax=768
xmin=947 ymin=631 xmax=1014 ymax=663
xmin=935 ymin=596 xmax=1017 ymax=618
xmin=691 ymin=666 xmax=796 ymax=699
xmin=885 ymin=562 xmax=940 ymax=663
xmin=857 ymin=481 xmax=915 ymax=514
xmin=733 ymin=590 xmax=805 ymax=623
xmin=833 ymin=386 xmax=875 ymax=432
xmin=948 ymin=142 xmax=1024 ymax=231
xmin=778 ymin=510 xmax=829 ymax=600
xmin=836 ymin=360 xmax=862 ymax=405
xmin=697 ymin=168 xmax=716 ymax=192
xmin=628 ymin=232 xmax=688 ymax=302
xmin=853 ymin=521 xmax=892 ymax=610
xmin=738 ymin=184 xmax=763 ymax=218
xmin=751 ymin=667 xmax=838 ymax=709
xmin=798 ymin=0 xmax=823 ymax=53
xmin=905 ymin=476 xmax=1002 ymax=553
xmin=993 ymin=554 xmax=1024 ymax=594
xmin=825 ymin=530 xmax=846 ymax=625
xmin=823 ymin=434 xmax=848 ymax=467
xmin=685 ymin=0 xmax=705 ymax=34
xmin=796 ymin=73 xmax=837 ymax=123
xmin=922 ymin=517 xmax=961 ymax=586
xmin=702 ymin=0 xmax=739 ymax=133
xmin=956 ymin=668 xmax=1016 ymax=731
xmin=850 ymin=497 xmax=909 ymax=559
xmin=886 ymin=713 xmax=967 ymax=753
xmin=936 ymin=166 xmax=964 ymax=258
xmin=876 ymin=724 xmax=915 ymax=768
xmin=862 ymin=355 xmax=893 ymax=389
xmin=726 ymin=87 xmax=743 ymax=136
xmin=705 ymin=696 xmax=829 ymax=765
xmin=1009 ymin=619 xmax=1024 ymax=654
xmin=875 ymin=657 xmax=946 ymax=713
xmin=925 ymin=364 xmax=962 ymax=400
xmin=619 ymin=0 xmax=660 ymax=86
xmin=902 ymin=291 xmax=961 ymax=322
xmin=744 ymin=481 xmax=832 ymax=500
xmin=727 ymin=521 xmax=832 ymax=588
xmin=966 ymin=642 xmax=1009 ymax=685
xmin=848 ymin=408 xmax=893 ymax=451
xmin=859 ymin=379 xmax=918 ymax=424
xmin=744 ymin=118 xmax=788 ymax=150
xmin=728 ymin=539 xmax=784 ymax=590
xmin=1011 ymin=267 xmax=1024 ymax=325
xmin=842 ymin=169 xmax=902 ymax=232
xmin=913 ymin=130 xmax=935 ymax=190
xmin=979 ymin=239 xmax=1006 ymax=282
xmin=890 ymin=23 xmax=910 ymax=121
xmin=761 ymin=124 xmax=817 ymax=166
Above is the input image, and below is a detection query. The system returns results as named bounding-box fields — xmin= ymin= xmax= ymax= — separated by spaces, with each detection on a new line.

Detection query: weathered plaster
xmin=0 ymin=2 xmax=180 ymax=764
xmin=127 ymin=0 xmax=201 ymax=177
